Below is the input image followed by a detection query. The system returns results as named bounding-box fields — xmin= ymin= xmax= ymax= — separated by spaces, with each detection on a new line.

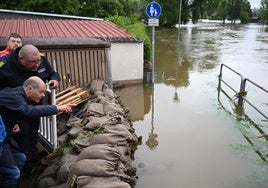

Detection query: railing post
xmin=218 ymin=64 xmax=224 ymax=93
xmin=51 ymin=88 xmax=57 ymax=151
xmin=238 ymin=75 xmax=246 ymax=105
xmin=218 ymin=63 xmax=224 ymax=80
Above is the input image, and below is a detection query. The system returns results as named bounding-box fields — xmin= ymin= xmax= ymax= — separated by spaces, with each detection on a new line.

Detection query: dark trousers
xmin=0 ymin=143 xmax=26 ymax=188
xmin=13 ymin=117 xmax=40 ymax=160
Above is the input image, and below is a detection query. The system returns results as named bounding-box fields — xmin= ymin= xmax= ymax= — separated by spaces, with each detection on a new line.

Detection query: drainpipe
xmin=105 ymin=47 xmax=113 ymax=89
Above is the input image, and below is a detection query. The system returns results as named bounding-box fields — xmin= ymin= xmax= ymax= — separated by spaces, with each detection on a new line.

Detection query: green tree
xmin=78 ymin=0 xmax=124 ymax=18
xmin=203 ymin=0 xmax=221 ymax=18
xmin=216 ymin=0 xmax=229 ymax=23
xmin=252 ymin=7 xmax=260 ymax=17
xmin=64 ymin=0 xmax=80 ymax=15
xmin=0 ymin=0 xmax=23 ymax=10
xmin=158 ymin=0 xmax=180 ymax=26
xmin=239 ymin=0 xmax=251 ymax=23
xmin=191 ymin=0 xmax=207 ymax=23
xmin=260 ymin=0 xmax=268 ymax=22
xmin=22 ymin=0 xmax=66 ymax=14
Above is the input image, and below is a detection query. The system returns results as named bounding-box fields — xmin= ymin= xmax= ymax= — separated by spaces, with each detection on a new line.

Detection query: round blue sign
xmin=146 ymin=2 xmax=162 ymax=18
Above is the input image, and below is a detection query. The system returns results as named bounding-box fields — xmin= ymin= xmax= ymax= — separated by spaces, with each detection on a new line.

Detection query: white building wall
xmin=110 ymin=42 xmax=143 ymax=83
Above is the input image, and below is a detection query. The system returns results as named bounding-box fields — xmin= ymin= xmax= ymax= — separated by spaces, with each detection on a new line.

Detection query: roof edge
xmin=0 ymin=37 xmax=110 ymax=49
xmin=0 ymin=9 xmax=103 ymax=21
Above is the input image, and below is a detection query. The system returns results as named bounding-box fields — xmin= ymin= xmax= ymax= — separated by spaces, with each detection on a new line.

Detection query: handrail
xmin=243 ymin=78 xmax=268 ymax=120
xmin=218 ymin=64 xmax=268 ymax=162
xmin=219 ymin=63 xmax=245 ymax=94
xmin=38 ymin=84 xmax=57 ymax=152
xmin=218 ymin=63 xmax=268 ymax=122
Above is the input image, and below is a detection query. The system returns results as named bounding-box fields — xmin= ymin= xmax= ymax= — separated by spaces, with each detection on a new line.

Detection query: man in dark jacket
xmin=0 ymin=44 xmax=61 ymax=171
xmin=0 ymin=76 xmax=73 ymax=187
xmin=0 ymin=44 xmax=60 ymax=89
xmin=0 ymin=76 xmax=72 ymax=117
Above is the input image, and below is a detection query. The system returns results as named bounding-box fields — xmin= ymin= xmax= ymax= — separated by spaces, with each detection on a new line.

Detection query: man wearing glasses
xmin=0 ymin=44 xmax=60 ymax=173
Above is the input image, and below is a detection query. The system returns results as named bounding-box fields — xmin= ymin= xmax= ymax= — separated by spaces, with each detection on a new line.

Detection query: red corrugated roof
xmin=0 ymin=19 xmax=135 ymax=38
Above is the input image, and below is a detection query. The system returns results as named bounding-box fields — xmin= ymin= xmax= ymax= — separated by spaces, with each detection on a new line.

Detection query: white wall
xmin=110 ymin=42 xmax=143 ymax=83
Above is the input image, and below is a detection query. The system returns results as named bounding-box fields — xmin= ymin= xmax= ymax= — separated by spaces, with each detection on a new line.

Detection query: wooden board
xmin=56 ymin=86 xmax=90 ymax=106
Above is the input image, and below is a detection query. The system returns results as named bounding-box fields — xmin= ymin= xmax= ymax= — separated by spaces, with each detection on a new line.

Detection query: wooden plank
xmin=57 ymin=91 xmax=90 ymax=105
xmin=56 ymin=88 xmax=83 ymax=103
xmin=56 ymin=86 xmax=77 ymax=98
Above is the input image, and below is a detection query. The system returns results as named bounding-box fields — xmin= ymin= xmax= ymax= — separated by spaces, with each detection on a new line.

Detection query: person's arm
xmin=0 ymin=87 xmax=56 ymax=116
xmin=2 ymin=98 xmax=73 ymax=117
xmin=0 ymin=87 xmax=75 ymax=116
xmin=40 ymin=56 xmax=60 ymax=89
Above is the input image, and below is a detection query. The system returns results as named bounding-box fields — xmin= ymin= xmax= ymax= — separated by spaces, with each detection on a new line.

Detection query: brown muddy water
xmin=115 ymin=23 xmax=268 ymax=188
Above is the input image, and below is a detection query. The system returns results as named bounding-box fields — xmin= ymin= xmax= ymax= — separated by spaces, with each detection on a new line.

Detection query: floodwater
xmin=115 ymin=23 xmax=268 ymax=188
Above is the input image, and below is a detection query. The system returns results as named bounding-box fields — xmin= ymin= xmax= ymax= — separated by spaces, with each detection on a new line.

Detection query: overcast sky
xmin=249 ymin=0 xmax=261 ymax=8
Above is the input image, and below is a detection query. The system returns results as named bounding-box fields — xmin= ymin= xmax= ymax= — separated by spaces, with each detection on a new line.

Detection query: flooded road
xmin=115 ymin=23 xmax=268 ymax=188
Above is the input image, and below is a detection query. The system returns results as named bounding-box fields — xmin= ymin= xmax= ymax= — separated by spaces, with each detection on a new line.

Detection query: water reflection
xmin=145 ymin=121 xmax=158 ymax=150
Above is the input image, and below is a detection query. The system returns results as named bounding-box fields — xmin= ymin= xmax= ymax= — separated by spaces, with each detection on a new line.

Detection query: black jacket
xmin=0 ymin=47 xmax=60 ymax=89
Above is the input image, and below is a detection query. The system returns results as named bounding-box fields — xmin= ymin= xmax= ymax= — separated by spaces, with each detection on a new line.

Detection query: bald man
xmin=0 ymin=76 xmax=74 ymax=173
xmin=0 ymin=76 xmax=74 ymax=185
xmin=0 ymin=76 xmax=73 ymax=120
xmin=0 ymin=44 xmax=60 ymax=89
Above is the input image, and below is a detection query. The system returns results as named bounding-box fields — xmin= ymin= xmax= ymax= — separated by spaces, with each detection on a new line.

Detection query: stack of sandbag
xmin=36 ymin=79 xmax=140 ymax=188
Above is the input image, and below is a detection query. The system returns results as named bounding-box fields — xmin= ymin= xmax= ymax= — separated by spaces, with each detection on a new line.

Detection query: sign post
xmin=146 ymin=1 xmax=161 ymax=83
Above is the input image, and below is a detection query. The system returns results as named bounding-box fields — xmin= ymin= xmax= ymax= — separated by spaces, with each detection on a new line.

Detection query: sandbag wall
xmin=36 ymin=79 xmax=140 ymax=188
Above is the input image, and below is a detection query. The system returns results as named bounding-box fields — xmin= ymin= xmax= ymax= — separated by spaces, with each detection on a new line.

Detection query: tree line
xmin=1 ymin=0 xmax=268 ymax=61
xmin=1 ymin=0 xmax=268 ymax=26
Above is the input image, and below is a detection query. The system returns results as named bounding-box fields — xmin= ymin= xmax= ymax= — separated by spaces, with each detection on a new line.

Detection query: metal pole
xmin=52 ymin=60 xmax=57 ymax=151
xmin=51 ymin=88 xmax=57 ymax=151
xmin=105 ymin=48 xmax=113 ymax=89
xmin=152 ymin=26 xmax=155 ymax=83
xmin=179 ymin=0 xmax=182 ymax=28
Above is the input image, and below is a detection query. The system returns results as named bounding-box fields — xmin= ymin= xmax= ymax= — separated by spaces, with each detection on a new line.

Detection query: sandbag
xmin=37 ymin=177 xmax=57 ymax=188
xmin=103 ymin=88 xmax=117 ymax=99
xmin=77 ymin=176 xmax=131 ymax=188
xmin=87 ymin=103 xmax=104 ymax=116
xmin=89 ymin=132 xmax=128 ymax=146
xmin=84 ymin=115 xmax=118 ymax=130
xmin=89 ymin=79 xmax=105 ymax=94
xmin=102 ymin=124 xmax=137 ymax=140
xmin=56 ymin=161 xmax=73 ymax=183
xmin=68 ymin=159 xmax=129 ymax=180
xmin=76 ymin=144 xmax=122 ymax=162
xmin=103 ymin=101 xmax=124 ymax=115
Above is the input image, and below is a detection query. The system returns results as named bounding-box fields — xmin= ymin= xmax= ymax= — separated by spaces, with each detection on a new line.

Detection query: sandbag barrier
xmin=36 ymin=79 xmax=141 ymax=188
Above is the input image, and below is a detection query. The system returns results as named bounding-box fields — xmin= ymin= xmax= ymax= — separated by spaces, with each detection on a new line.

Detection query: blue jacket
xmin=0 ymin=115 xmax=7 ymax=144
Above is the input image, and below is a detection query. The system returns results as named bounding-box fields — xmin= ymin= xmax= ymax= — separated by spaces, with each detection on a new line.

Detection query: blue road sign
xmin=146 ymin=2 xmax=162 ymax=18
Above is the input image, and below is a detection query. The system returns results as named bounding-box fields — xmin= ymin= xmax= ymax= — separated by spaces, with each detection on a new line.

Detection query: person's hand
xmin=48 ymin=80 xmax=59 ymax=89
xmin=12 ymin=124 xmax=20 ymax=134
xmin=57 ymin=103 xmax=76 ymax=113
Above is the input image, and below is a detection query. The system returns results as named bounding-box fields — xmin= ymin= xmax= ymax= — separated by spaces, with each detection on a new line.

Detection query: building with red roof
xmin=0 ymin=9 xmax=144 ymax=90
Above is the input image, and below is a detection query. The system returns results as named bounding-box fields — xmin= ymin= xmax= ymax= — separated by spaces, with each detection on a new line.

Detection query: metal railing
xmin=38 ymin=85 xmax=57 ymax=152
xmin=218 ymin=63 xmax=268 ymax=122
xmin=218 ymin=63 xmax=268 ymax=162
